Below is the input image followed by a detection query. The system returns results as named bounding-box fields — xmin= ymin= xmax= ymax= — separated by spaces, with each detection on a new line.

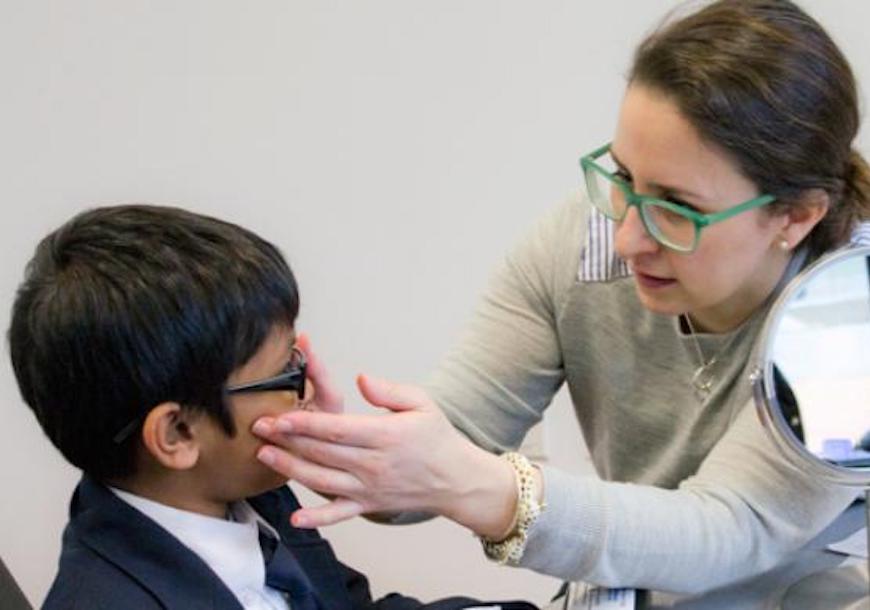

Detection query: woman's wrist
xmin=479 ymin=452 xmax=545 ymax=565
xmin=441 ymin=443 xmax=520 ymax=539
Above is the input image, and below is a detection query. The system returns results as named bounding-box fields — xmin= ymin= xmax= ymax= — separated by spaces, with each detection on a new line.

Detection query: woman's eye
xmin=664 ymin=195 xmax=699 ymax=213
xmin=614 ymin=169 xmax=632 ymax=182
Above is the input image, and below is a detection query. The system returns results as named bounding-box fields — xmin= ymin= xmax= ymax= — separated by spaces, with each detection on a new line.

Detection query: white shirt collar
xmin=110 ymin=487 xmax=288 ymax=610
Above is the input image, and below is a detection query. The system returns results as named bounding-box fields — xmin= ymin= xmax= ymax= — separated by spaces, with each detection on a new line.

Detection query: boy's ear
xmin=777 ymin=188 xmax=830 ymax=249
xmin=140 ymin=403 xmax=201 ymax=471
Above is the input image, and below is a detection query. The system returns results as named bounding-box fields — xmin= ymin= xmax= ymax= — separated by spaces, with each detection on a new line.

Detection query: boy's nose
xmin=615 ymin=206 xmax=660 ymax=260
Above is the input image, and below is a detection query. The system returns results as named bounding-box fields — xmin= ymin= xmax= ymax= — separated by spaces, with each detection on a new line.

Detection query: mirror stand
xmin=779 ymin=490 xmax=868 ymax=610
xmin=780 ymin=490 xmax=868 ymax=610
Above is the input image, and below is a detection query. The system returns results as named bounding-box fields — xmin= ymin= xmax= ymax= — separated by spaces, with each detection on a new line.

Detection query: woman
xmin=254 ymin=0 xmax=870 ymax=598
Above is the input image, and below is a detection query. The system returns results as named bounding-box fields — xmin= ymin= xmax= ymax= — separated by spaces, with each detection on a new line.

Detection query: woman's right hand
xmin=253 ymin=374 xmax=520 ymax=539
xmin=294 ymin=333 xmax=344 ymax=414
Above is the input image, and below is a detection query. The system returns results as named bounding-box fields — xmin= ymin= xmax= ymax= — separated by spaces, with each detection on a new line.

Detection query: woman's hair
xmin=630 ymin=0 xmax=870 ymax=255
xmin=8 ymin=204 xmax=299 ymax=481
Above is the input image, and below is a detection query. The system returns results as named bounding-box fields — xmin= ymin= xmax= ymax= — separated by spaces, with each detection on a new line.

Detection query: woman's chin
xmin=634 ymin=284 xmax=685 ymax=317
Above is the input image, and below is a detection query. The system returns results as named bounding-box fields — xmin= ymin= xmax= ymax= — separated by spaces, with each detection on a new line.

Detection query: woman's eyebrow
xmin=610 ymin=148 xmax=629 ymax=173
xmin=610 ymin=148 xmax=709 ymax=202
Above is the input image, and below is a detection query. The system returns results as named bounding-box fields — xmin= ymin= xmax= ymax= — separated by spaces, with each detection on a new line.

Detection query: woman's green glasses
xmin=580 ymin=143 xmax=776 ymax=253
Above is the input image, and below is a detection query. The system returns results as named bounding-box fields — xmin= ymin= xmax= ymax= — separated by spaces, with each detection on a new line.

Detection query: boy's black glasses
xmin=225 ymin=346 xmax=307 ymax=399
xmin=112 ymin=347 xmax=307 ymax=444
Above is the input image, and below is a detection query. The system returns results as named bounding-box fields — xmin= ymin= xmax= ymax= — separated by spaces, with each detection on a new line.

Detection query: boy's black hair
xmin=7 ymin=204 xmax=299 ymax=481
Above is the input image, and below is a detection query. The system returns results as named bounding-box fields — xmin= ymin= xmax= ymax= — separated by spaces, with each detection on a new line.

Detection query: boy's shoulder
xmin=43 ymin=476 xmax=279 ymax=610
xmin=42 ymin=542 xmax=163 ymax=610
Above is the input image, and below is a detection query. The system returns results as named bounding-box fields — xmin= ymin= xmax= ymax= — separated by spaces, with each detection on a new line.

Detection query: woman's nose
xmin=614 ymin=206 xmax=659 ymax=259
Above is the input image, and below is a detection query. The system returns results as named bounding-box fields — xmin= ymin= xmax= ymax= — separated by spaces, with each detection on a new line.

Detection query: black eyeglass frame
xmin=225 ymin=346 xmax=307 ymax=399
xmin=112 ymin=347 xmax=307 ymax=444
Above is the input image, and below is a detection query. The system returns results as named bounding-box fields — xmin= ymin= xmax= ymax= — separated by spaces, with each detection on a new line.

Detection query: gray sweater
xmin=426 ymin=194 xmax=856 ymax=593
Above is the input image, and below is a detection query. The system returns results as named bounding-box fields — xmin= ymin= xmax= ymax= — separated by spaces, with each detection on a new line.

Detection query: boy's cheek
xmin=258 ymin=464 xmax=291 ymax=491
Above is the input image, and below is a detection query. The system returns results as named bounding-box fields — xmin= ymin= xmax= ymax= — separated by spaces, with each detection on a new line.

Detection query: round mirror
xmin=753 ymin=245 xmax=870 ymax=486
xmin=751 ymin=244 xmax=870 ymax=609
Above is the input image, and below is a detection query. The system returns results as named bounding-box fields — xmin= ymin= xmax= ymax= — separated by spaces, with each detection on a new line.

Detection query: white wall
xmin=1 ymin=1 xmax=868 ymax=607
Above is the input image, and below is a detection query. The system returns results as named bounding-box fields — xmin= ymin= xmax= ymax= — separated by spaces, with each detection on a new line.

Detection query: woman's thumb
xmin=356 ymin=374 xmax=432 ymax=413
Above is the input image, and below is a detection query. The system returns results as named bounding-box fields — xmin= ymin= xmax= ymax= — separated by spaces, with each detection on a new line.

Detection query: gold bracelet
xmin=480 ymin=452 xmax=545 ymax=566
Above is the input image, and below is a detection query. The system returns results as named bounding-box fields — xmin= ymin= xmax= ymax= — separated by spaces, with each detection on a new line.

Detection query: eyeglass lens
xmin=584 ymin=153 xmax=697 ymax=250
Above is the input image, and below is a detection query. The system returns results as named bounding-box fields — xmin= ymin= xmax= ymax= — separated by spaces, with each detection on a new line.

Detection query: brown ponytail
xmin=809 ymin=150 xmax=870 ymax=253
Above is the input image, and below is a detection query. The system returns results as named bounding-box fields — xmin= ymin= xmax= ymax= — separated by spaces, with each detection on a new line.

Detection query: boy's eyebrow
xmin=276 ymin=333 xmax=298 ymax=372
xmin=257 ymin=332 xmax=297 ymax=377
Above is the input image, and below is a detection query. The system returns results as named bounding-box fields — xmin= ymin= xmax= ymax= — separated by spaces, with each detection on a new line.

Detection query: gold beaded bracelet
xmin=480 ymin=452 xmax=545 ymax=566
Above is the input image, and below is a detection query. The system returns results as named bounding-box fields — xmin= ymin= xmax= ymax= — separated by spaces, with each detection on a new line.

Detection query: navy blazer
xmin=43 ymin=477 xmax=534 ymax=610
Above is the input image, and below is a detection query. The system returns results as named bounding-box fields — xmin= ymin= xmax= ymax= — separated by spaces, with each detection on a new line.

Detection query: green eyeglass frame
xmin=580 ymin=143 xmax=776 ymax=253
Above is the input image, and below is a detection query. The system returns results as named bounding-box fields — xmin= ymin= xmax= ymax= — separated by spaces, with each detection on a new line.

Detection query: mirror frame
xmin=751 ymin=244 xmax=870 ymax=488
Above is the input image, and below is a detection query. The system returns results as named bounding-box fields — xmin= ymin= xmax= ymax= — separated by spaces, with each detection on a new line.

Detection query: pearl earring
xmin=779 ymin=239 xmax=789 ymax=251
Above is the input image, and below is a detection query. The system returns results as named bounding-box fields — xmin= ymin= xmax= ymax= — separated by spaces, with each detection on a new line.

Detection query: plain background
xmin=1 ymin=1 xmax=868 ymax=607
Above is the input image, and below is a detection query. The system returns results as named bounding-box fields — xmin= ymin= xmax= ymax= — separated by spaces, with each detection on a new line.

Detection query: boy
xmin=8 ymin=205 xmax=534 ymax=610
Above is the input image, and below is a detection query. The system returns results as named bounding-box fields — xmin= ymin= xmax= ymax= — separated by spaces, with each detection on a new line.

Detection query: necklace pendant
xmin=691 ymin=364 xmax=715 ymax=401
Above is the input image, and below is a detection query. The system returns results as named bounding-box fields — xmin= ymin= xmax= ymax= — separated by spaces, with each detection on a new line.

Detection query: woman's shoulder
xmin=510 ymin=191 xmax=633 ymax=285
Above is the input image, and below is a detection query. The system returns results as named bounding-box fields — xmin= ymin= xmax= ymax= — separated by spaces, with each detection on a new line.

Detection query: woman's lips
xmin=634 ymin=270 xmax=677 ymax=289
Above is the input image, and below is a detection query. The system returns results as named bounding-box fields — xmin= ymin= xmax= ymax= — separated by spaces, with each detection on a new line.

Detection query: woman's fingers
xmin=296 ymin=333 xmax=344 ymax=413
xmin=291 ymin=497 xmax=365 ymax=529
xmin=269 ymin=432 xmax=378 ymax=476
xmin=256 ymin=443 xmax=365 ymax=498
xmin=357 ymin=374 xmax=433 ymax=413
xmin=253 ymin=373 xmax=433 ymax=450
xmin=254 ymin=411 xmax=385 ymax=449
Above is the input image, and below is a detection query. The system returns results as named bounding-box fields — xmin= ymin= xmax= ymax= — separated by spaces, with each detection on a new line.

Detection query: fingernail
xmin=252 ymin=419 xmax=272 ymax=435
xmin=257 ymin=447 xmax=276 ymax=466
xmin=291 ymin=513 xmax=308 ymax=528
